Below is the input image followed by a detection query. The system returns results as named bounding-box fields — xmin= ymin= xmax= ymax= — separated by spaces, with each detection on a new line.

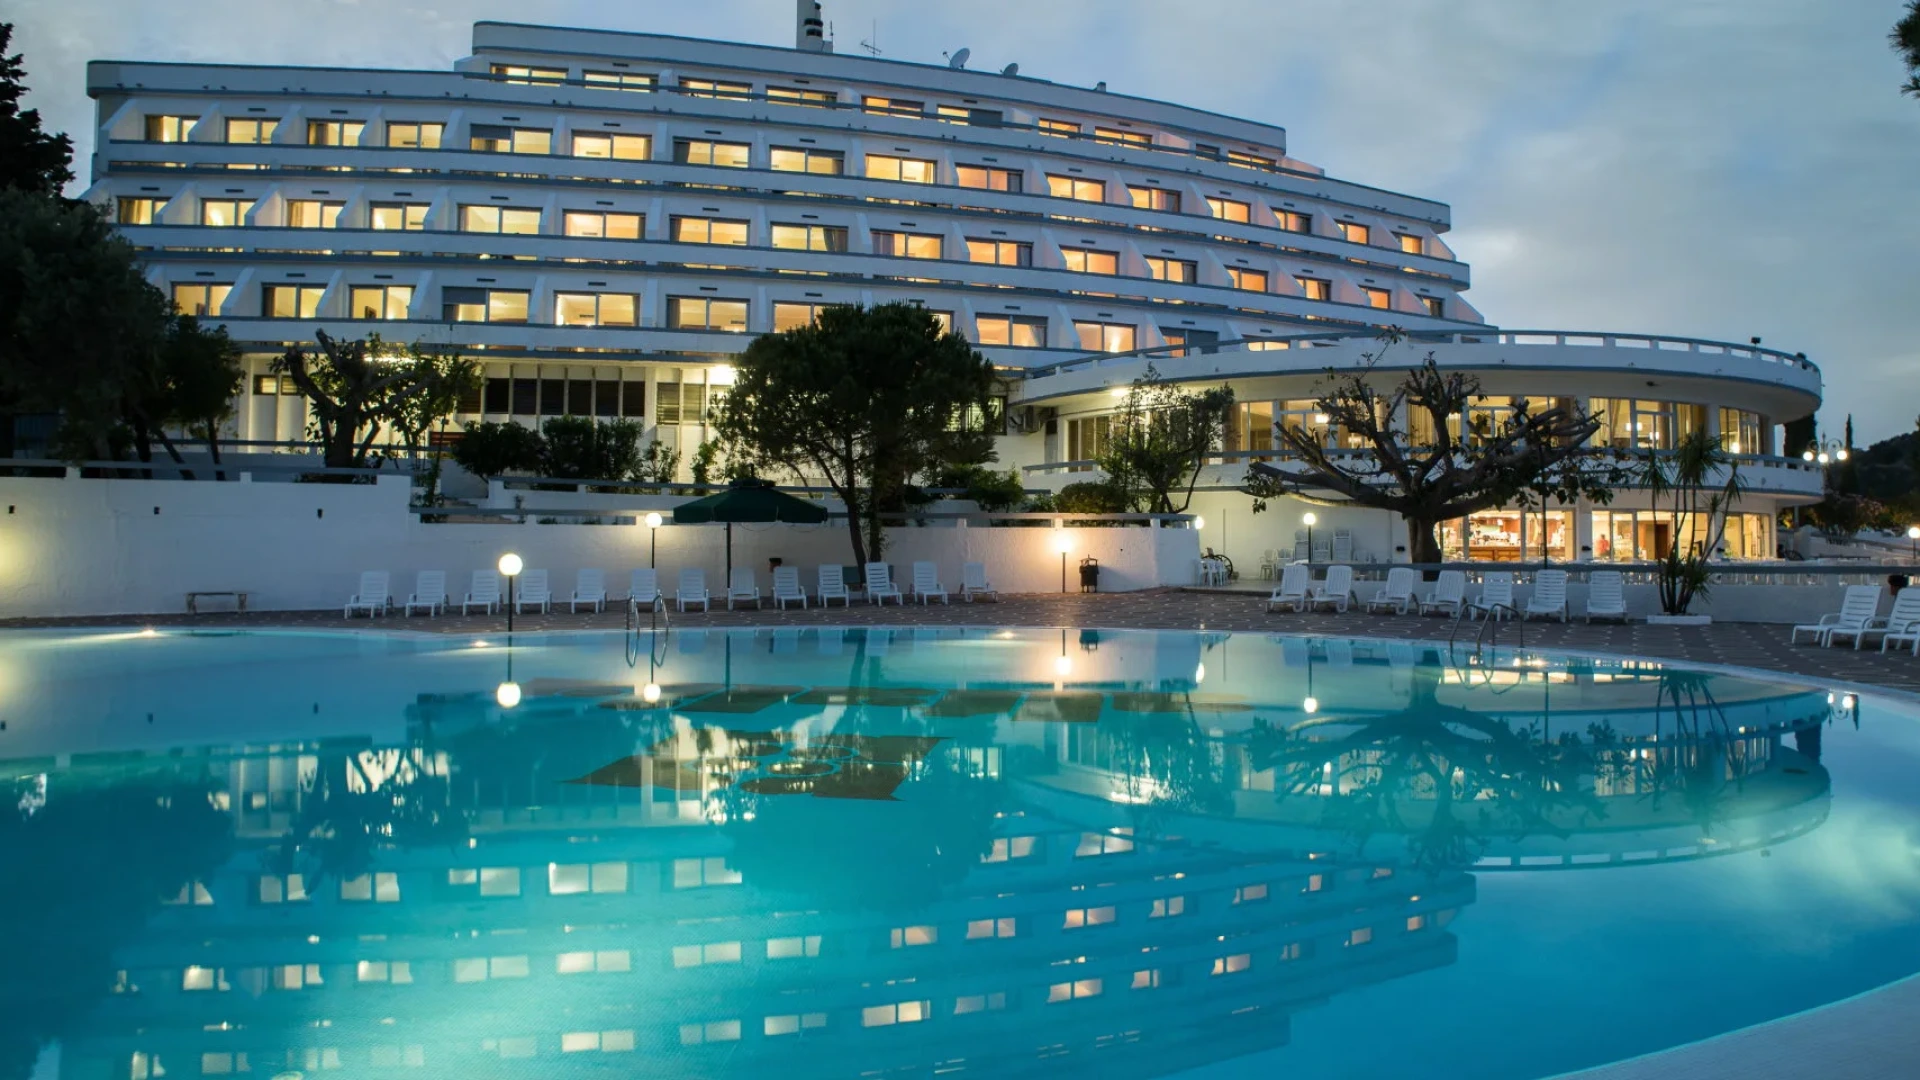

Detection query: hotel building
xmin=82 ymin=4 xmax=1824 ymax=566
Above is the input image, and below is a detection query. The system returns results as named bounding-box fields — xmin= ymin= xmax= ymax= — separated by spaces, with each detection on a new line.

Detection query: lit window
xmin=965 ymin=239 xmax=1031 ymax=266
xmin=1062 ymin=905 xmax=1116 ymax=929
xmin=865 ymin=154 xmax=937 ymax=184
xmin=563 ymin=210 xmax=643 ymax=239
xmin=1144 ymin=256 xmax=1197 ymax=283
xmin=1347 ymin=926 xmax=1374 ymax=947
xmin=160 ymin=881 xmax=213 ymax=906
xmin=339 ymin=872 xmax=400 ymax=902
xmin=305 ymin=120 xmax=364 ymax=147
xmin=1337 ymin=221 xmax=1372 ymax=245
xmin=981 ymin=836 xmax=1038 ymax=862
xmin=1129 ymin=186 xmax=1180 ymax=213
xmin=975 ymin=315 xmax=1047 ymax=348
xmin=442 ymin=288 xmax=530 ymax=324
xmin=199 ymin=198 xmax=254 ymax=227
xmin=263 ymin=285 xmax=324 ymax=320
xmin=768 ymin=85 xmax=837 ymax=107
xmin=349 ymin=285 xmax=414 ymax=321
xmin=872 ymin=231 xmax=942 ymax=259
xmin=584 ymin=70 xmax=656 ymax=92
xmin=1037 ymin=117 xmax=1081 ymax=138
xmin=1206 ymin=197 xmax=1251 ymax=223
xmin=957 ymin=165 xmax=1023 ymax=192
xmin=771 ymin=223 xmax=849 ymax=251
xmin=172 ymin=283 xmax=231 ymax=318
xmin=573 ymin=132 xmax=651 ymax=161
xmin=1131 ymin=969 xmax=1162 ymax=989
xmin=668 ymin=297 xmax=749 ymax=332
xmin=469 ymin=125 xmax=551 ymax=155
xmin=773 ymin=302 xmax=830 ymax=332
xmin=1148 ymin=895 xmax=1185 ymax=918
xmin=1075 ymin=830 xmax=1135 ymax=856
xmin=356 ymin=960 xmax=412 ymax=983
xmin=1075 ymin=321 xmax=1136 ymax=353
xmin=770 ymin=147 xmax=845 ymax=174
xmin=459 ymin=205 xmax=541 ymax=234
xmin=1233 ymin=883 xmax=1269 ymax=904
xmin=1094 ymin=127 xmax=1151 ymax=147
xmin=672 ymin=857 xmax=741 ymax=888
xmin=1061 ymin=248 xmax=1119 ymax=275
xmin=270 ymin=963 xmax=324 ymax=991
xmin=1421 ymin=295 xmax=1445 ymax=318
xmin=117 ymin=196 xmax=168 ymax=224
xmin=370 ymin=202 xmax=429 ymax=231
xmin=765 ymin=935 xmax=822 ymax=959
xmin=182 ymin=965 xmax=226 ymax=991
xmin=1047 ymin=977 xmax=1104 ymax=1002
xmin=554 ymin=293 xmax=637 ymax=328
xmin=1211 ymin=953 xmax=1251 ymax=975
xmin=672 ymin=216 xmax=749 ymax=245
xmin=386 ymin=122 xmax=443 ymax=149
xmin=1228 ymin=267 xmax=1270 ymax=293
xmin=1303 ymin=873 xmax=1325 ymax=892
xmin=562 ymin=1029 xmax=637 ymax=1053
xmin=680 ymin=77 xmax=752 ymax=99
xmin=861 ymin=1001 xmax=930 ymax=1027
xmin=1046 ymin=175 xmax=1106 ymax=203
xmin=1294 ymin=276 xmax=1332 ymax=302
xmin=144 ymin=115 xmax=198 ymax=142
xmin=953 ymin=993 xmax=1007 ymax=1015
xmin=454 ymin=955 xmax=530 ymax=982
xmin=889 ymin=925 xmax=937 ymax=948
xmin=673 ymin=139 xmax=750 ymax=167
xmin=1396 ymin=232 xmax=1425 ymax=255
xmin=286 ymin=200 xmax=343 ymax=229
xmin=556 ymin=949 xmax=631 ymax=974
xmin=491 ymin=64 xmax=566 ymax=85
xmin=862 ymin=95 xmax=924 ymax=118
xmin=671 ymin=941 xmax=743 ymax=968
xmin=965 ymin=917 xmax=1017 ymax=939
xmin=1280 ymin=941 xmax=1306 ymax=961
xmin=224 ymin=118 xmax=278 ymax=145
xmin=1360 ymin=286 xmax=1392 ymax=310
xmin=1275 ymin=209 xmax=1312 ymax=233
xmin=547 ymin=861 xmax=630 ymax=895
xmin=1407 ymin=914 xmax=1429 ymax=932
xmin=679 ymin=1020 xmax=743 ymax=1045
xmin=1229 ymin=149 xmax=1277 ymax=170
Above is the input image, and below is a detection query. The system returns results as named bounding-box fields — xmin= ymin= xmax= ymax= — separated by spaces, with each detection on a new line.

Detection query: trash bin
xmin=1079 ymin=556 xmax=1100 ymax=593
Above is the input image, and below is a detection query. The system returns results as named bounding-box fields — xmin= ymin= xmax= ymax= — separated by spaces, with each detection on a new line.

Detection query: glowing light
xmin=495 ymin=682 xmax=522 ymax=708
xmin=1194 ymin=663 xmax=1206 ymax=685
xmin=709 ymin=364 xmax=737 ymax=386
xmin=1302 ymin=696 xmax=1320 ymax=714
xmin=642 ymin=683 xmax=662 ymax=704
xmin=1802 ymin=450 xmax=1816 ymax=462
xmin=139 ymin=628 xmax=159 ymax=638
xmin=471 ymin=640 xmax=489 ymax=649
xmin=1109 ymin=387 xmax=1129 ymax=398
xmin=1302 ymin=511 xmax=1318 ymax=527
xmin=1817 ymin=452 xmax=1830 ymax=465
xmin=1837 ymin=449 xmax=1850 ymax=462
xmin=497 ymin=553 xmax=523 ymax=577
xmin=1909 ymin=525 xmax=1920 ymax=540
xmin=1313 ymin=413 xmax=1330 ymax=425
xmin=1054 ymin=532 xmax=1074 ymax=555
xmin=1054 ymin=655 xmax=1073 ymax=676
xmin=1193 ymin=516 xmax=1205 ymax=531
xmin=1841 ymin=693 xmax=1857 ymax=710
xmin=645 ymin=512 xmax=664 ymax=529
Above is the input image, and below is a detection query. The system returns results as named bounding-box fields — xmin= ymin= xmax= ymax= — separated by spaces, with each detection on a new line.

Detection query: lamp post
xmin=1302 ymin=641 xmax=1318 ymax=715
xmin=1055 ymin=530 xmax=1073 ymax=593
xmin=495 ymin=637 xmax=519 ymax=709
xmin=1800 ymin=436 xmax=1849 ymax=467
xmin=1909 ymin=525 xmax=1919 ymax=563
xmin=644 ymin=512 xmax=664 ymax=569
xmin=498 ymin=552 xmax=522 ymax=634
xmin=1303 ymin=511 xmax=1318 ymax=563
xmin=1055 ymin=627 xmax=1072 ymax=679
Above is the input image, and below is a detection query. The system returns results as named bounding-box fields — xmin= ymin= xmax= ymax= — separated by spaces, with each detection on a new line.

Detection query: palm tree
xmin=1895 ymin=2 xmax=1920 ymax=97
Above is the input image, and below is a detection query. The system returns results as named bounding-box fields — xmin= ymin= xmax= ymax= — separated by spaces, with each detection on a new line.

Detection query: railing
xmin=414 ymin=506 xmax=1204 ymax=528
xmin=0 ymin=458 xmax=407 ymax=483
xmin=1025 ymin=449 xmax=1827 ymax=486
xmin=1200 ymin=562 xmax=1920 ymax=586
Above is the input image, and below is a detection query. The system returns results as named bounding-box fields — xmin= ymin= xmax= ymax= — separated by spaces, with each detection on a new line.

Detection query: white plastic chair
xmin=628 ymin=568 xmax=663 ymax=611
xmin=1468 ymin=572 xmax=1517 ymax=621
xmin=962 ymin=562 xmax=998 ymax=602
xmin=463 ymin=570 xmax=501 ymax=615
xmin=1523 ymin=569 xmax=1569 ymax=622
xmin=1584 ymin=571 xmax=1628 ymax=623
xmin=818 ymin=565 xmax=851 ymax=607
xmin=727 ymin=568 xmax=762 ymax=610
xmin=1835 ymin=587 xmax=1920 ymax=650
xmin=514 ymin=569 xmax=551 ymax=614
xmin=1307 ymin=565 xmax=1354 ymax=613
xmin=1365 ymin=567 xmax=1417 ymax=615
xmin=772 ymin=566 xmax=807 ymax=609
xmin=1790 ymin=585 xmax=1880 ymax=646
xmin=571 ymin=568 xmax=607 ymax=613
xmin=866 ymin=563 xmax=903 ymax=606
xmin=344 ymin=571 xmax=390 ymax=618
xmin=1419 ymin=570 xmax=1466 ymax=617
xmin=1266 ymin=564 xmax=1310 ymax=612
xmin=1332 ymin=531 xmax=1353 ymax=563
xmin=1875 ymin=590 xmax=1920 ymax=654
xmin=404 ymin=570 xmax=446 ymax=617
xmin=677 ymin=568 xmax=711 ymax=613
xmin=910 ymin=561 xmax=949 ymax=605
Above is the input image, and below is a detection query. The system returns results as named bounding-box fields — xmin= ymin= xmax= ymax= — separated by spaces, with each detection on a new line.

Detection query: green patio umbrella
xmin=672 ymin=477 xmax=830 ymax=581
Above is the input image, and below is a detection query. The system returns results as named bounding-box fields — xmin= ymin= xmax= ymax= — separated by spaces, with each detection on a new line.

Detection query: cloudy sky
xmin=11 ymin=0 xmax=1919 ymax=441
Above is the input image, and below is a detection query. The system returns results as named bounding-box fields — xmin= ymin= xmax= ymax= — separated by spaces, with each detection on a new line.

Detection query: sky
xmin=9 ymin=0 xmax=1919 ymax=442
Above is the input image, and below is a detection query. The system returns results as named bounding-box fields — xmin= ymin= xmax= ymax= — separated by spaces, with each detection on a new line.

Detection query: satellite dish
xmin=1001 ymin=62 xmax=1019 ymax=76
xmin=948 ymin=47 xmax=971 ymax=70
xmin=1094 ymin=81 xmax=1107 ymax=92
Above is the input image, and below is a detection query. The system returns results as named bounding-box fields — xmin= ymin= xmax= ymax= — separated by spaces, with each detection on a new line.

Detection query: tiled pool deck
xmin=9 ymin=588 xmax=1920 ymax=1079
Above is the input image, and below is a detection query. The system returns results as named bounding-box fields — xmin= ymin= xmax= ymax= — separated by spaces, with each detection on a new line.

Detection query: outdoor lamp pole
xmin=1909 ymin=525 xmax=1919 ymax=563
xmin=1303 ymin=511 xmax=1318 ymax=562
xmin=645 ymin=512 xmax=664 ymax=568
xmin=495 ymin=636 xmax=519 ymax=709
xmin=1056 ymin=531 xmax=1073 ymax=593
xmin=498 ymin=553 xmax=523 ymax=634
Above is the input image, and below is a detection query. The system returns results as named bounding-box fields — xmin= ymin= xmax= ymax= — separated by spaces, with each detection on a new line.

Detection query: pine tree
xmin=0 ymin=24 xmax=75 ymax=196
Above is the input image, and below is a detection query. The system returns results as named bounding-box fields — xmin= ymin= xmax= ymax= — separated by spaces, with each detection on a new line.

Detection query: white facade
xmin=82 ymin=16 xmax=1823 ymax=568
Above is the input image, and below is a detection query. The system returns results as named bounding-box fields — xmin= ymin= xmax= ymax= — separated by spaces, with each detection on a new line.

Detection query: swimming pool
xmin=2 ymin=626 xmax=1916 ymax=1079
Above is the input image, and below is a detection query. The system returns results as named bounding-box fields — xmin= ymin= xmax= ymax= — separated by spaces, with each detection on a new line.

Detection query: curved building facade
xmin=82 ymin=10 xmax=1823 ymax=566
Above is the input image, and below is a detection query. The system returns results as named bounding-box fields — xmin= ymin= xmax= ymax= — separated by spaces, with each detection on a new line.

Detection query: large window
xmin=348 ymin=285 xmax=413 ymax=321
xmin=286 ymin=200 xmax=343 ymax=229
xmin=667 ymin=297 xmax=748 ymax=332
xmin=865 ymin=154 xmax=936 ymax=184
xmin=770 ymin=223 xmax=848 ymax=252
xmin=1275 ymin=209 xmax=1312 ymax=233
xmin=1719 ymin=408 xmax=1763 ymax=455
xmin=1722 ymin=513 xmax=1773 ymax=560
xmin=1129 ymin=186 xmax=1180 ymax=213
xmin=573 ymin=133 xmax=650 ymax=160
xmin=1227 ymin=267 xmax=1269 ymax=292
xmin=1275 ymin=399 xmax=1334 ymax=449
xmin=563 ymin=210 xmax=642 ymax=239
xmin=1440 ymin=510 xmax=1573 ymax=563
xmin=872 ymin=231 xmax=942 ymax=259
xmin=768 ymin=85 xmax=837 ymax=108
xmin=491 ymin=64 xmax=566 ymax=85
xmin=306 ymin=120 xmax=363 ymax=147
xmin=938 ymin=105 xmax=1003 ymax=126
xmin=1046 ymin=175 xmax=1106 ymax=203
xmin=976 ymin=315 xmax=1046 ymax=348
xmin=584 ymin=70 xmax=655 ymax=92
xmin=1224 ymin=402 xmax=1275 ymax=455
xmin=770 ymin=147 xmax=844 ymax=175
xmin=1396 ymin=232 xmax=1425 ymax=255
xmin=370 ymin=203 xmax=428 ymax=231
xmin=1229 ymin=149 xmax=1277 ymax=170
xmin=681 ymin=78 xmax=752 ymax=100
xmin=1294 ymin=276 xmax=1332 ymax=301
xmin=1360 ymin=286 xmax=1391 ymax=310
xmin=387 ymin=122 xmax=442 ymax=149
xmin=459 ymin=205 xmax=541 ymax=235
xmin=1094 ymin=127 xmax=1152 ymax=148
xmin=672 ymin=216 xmax=749 ymax=245
xmin=144 ymin=115 xmax=198 ymax=142
xmin=1206 ymin=197 xmax=1251 ymax=223
xmin=117 ymin=197 xmax=167 ymax=225
xmin=773 ymin=301 xmax=834 ymax=331
xmin=1595 ymin=399 xmax=1708 ymax=451
xmin=1145 ymin=257 xmax=1198 ymax=283
xmin=224 ymin=118 xmax=278 ymax=144
xmin=442 ymin=288 xmax=529 ymax=324
xmin=673 ymin=139 xmax=750 ymax=168
xmin=1067 ymin=416 xmax=1111 ymax=466
xmin=1337 ymin=221 xmax=1371 ymax=245
xmin=1061 ymin=248 xmax=1119 ymax=275
xmin=172 ymin=283 xmax=230 ymax=318
xmin=1590 ymin=510 xmax=1711 ymax=562
xmin=957 ymin=165 xmax=1022 ymax=192
xmin=263 ymin=284 xmax=324 ymax=319
xmin=966 ymin=239 xmax=1031 ymax=267
xmin=862 ymin=96 xmax=924 ymax=118
xmin=1074 ymin=321 xmax=1136 ymax=353
xmin=555 ymin=293 xmax=637 ymax=327
xmin=1420 ymin=295 xmax=1445 ymax=318
xmin=1037 ymin=118 xmax=1081 ymax=138
xmin=483 ymin=377 xmax=640 ymax=418
xmin=199 ymin=198 xmax=253 ymax=227
xmin=469 ymin=125 xmax=551 ymax=155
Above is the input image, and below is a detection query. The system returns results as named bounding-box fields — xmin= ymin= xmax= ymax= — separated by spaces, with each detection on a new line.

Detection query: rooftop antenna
xmin=1001 ymin=62 xmax=1020 ymax=76
xmin=945 ymin=47 xmax=971 ymax=70
xmin=860 ymin=20 xmax=882 ymax=56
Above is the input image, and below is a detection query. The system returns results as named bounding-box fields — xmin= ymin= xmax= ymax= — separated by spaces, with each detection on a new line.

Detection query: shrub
xmin=539 ymin=416 xmax=645 ymax=481
xmin=1054 ymin=480 xmax=1132 ymax=515
xmin=452 ymin=421 xmax=543 ymax=479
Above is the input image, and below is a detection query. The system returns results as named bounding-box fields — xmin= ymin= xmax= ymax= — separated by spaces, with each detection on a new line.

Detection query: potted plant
xmin=1635 ymin=430 xmax=1743 ymax=625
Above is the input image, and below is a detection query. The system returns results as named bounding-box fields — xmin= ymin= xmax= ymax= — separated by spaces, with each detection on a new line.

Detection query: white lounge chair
xmin=1307 ymin=565 xmax=1355 ymax=613
xmin=677 ymin=568 xmax=711 ymax=612
xmin=1419 ymin=570 xmax=1467 ymax=617
xmin=463 ymin=570 xmax=501 ymax=615
xmin=1365 ymin=567 xmax=1417 ymax=615
xmin=818 ymin=565 xmax=851 ymax=607
xmin=1584 ymin=571 xmax=1628 ymax=623
xmin=1840 ymin=587 xmax=1920 ymax=650
xmin=570 ymin=568 xmax=607 ymax=613
xmin=962 ymin=562 xmax=998 ymax=602
xmin=910 ymin=561 xmax=949 ymax=605
xmin=727 ymin=568 xmax=762 ymax=610
xmin=1467 ymin=572 xmax=1517 ymax=621
xmin=1266 ymin=564 xmax=1310 ymax=612
xmin=1523 ymin=569 xmax=1569 ymax=622
xmin=772 ymin=566 xmax=807 ymax=609
xmin=1790 ymin=585 xmax=1881 ymax=646
xmin=344 ymin=571 xmax=390 ymax=618
xmin=628 ymin=568 xmax=663 ymax=611
xmin=1332 ymin=530 xmax=1353 ymax=563
xmin=404 ymin=570 xmax=446 ymax=617
xmin=866 ymin=563 xmax=904 ymax=606
xmin=514 ymin=569 xmax=551 ymax=614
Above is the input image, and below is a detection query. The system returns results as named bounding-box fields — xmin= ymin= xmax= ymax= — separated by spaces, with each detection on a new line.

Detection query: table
xmin=186 ymin=591 xmax=249 ymax=614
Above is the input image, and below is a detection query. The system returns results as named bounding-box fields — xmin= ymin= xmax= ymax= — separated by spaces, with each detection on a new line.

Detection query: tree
xmin=273 ymin=330 xmax=471 ymax=474
xmin=0 ymin=24 xmax=73 ymax=196
xmin=540 ymin=415 xmax=644 ymax=480
xmin=1096 ymin=364 xmax=1234 ymax=513
xmin=1635 ymin=428 xmax=1744 ymax=615
xmin=161 ymin=317 xmax=245 ymax=471
xmin=1242 ymin=331 xmax=1620 ymax=563
xmin=633 ymin=439 xmax=680 ymax=492
xmin=450 ymin=420 xmax=545 ymax=480
xmin=715 ymin=303 xmax=995 ymax=567
xmin=1894 ymin=2 xmax=1920 ymax=98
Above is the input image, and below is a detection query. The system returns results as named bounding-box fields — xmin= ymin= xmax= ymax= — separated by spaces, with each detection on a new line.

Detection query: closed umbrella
xmin=671 ymin=477 xmax=830 ymax=581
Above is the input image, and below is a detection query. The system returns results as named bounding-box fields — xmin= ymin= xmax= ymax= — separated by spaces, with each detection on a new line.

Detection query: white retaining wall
xmin=0 ymin=476 xmax=1199 ymax=618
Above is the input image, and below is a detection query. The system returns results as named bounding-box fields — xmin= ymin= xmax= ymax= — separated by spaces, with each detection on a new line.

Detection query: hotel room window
xmin=1036 ymin=117 xmax=1081 ymax=137
xmin=117 ymin=196 xmax=167 ymax=224
xmin=459 ymin=205 xmax=541 ymax=234
xmin=1094 ymin=127 xmax=1151 ymax=148
xmin=563 ymin=210 xmax=642 ymax=239
xmin=668 ymin=297 xmax=749 ymax=332
xmin=263 ymin=284 xmax=324 ymax=319
xmin=584 ymin=69 xmax=655 ymax=92
xmin=386 ymin=122 xmax=442 ymax=149
xmin=199 ymin=198 xmax=253 ymax=227
xmin=865 ymin=154 xmax=936 ymax=183
xmin=672 ymin=216 xmax=749 ymax=245
xmin=768 ymin=85 xmax=837 ymax=107
xmin=1360 ymin=286 xmax=1391 ymax=310
xmin=1145 ymin=257 xmax=1197 ymax=283
xmin=491 ymin=64 xmax=566 ymax=84
xmin=305 ymin=120 xmax=363 ymax=147
xmin=573 ymin=133 xmax=651 ymax=160
xmin=144 ymin=115 xmax=198 ymax=142
xmin=1719 ymin=408 xmax=1763 ymax=455
xmin=773 ymin=302 xmax=832 ymax=331
xmin=555 ymin=293 xmax=637 ymax=327
xmin=1061 ymin=248 xmax=1119 ymax=275
xmin=1075 ymin=322 xmax=1137 ymax=353
xmin=1228 ymin=267 xmax=1269 ymax=292
xmin=348 ymin=285 xmax=413 ymax=321
xmin=862 ymin=95 xmax=924 ymax=118
xmin=469 ymin=125 xmax=551 ymax=155
xmin=442 ymin=288 xmax=529 ymax=324
xmin=1228 ymin=149 xmax=1276 ymax=169
xmin=871 ymin=230 xmax=943 ymax=259
xmin=771 ymin=147 xmax=845 ymax=174
xmin=680 ymin=77 xmax=753 ymax=99
xmin=673 ymin=139 xmax=750 ymax=168
xmin=224 ymin=118 xmax=278 ymax=144
xmin=1129 ymin=186 xmax=1180 ymax=212
xmin=1046 ymin=175 xmax=1106 ymax=203
xmin=770 ymin=223 xmax=849 ymax=252
xmin=1294 ymin=276 xmax=1332 ymax=301
xmin=1396 ymin=232 xmax=1425 ymax=255
xmin=1421 ymin=295 xmax=1445 ymax=318
xmin=1337 ymin=221 xmax=1372 ymax=245
xmin=965 ymin=238 xmax=1031 ymax=266
xmin=957 ymin=165 xmax=1023 ymax=192
xmin=1206 ymin=196 xmax=1251 ymax=223
xmin=976 ymin=315 xmax=1047 ymax=348
xmin=1047 ymin=978 xmax=1104 ymax=1003
xmin=369 ymin=202 xmax=429 ymax=231
xmin=1275 ymin=209 xmax=1311 ymax=233
xmin=172 ymin=284 xmax=230 ymax=318
xmin=286 ymin=200 xmax=344 ymax=229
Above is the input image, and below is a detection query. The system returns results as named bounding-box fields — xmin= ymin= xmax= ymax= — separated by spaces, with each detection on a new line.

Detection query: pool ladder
xmin=1446 ymin=598 xmax=1523 ymax=659
xmin=624 ymin=594 xmax=670 ymax=669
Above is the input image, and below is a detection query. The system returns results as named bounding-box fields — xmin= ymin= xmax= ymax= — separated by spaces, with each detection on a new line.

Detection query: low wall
xmin=0 ymin=476 xmax=1198 ymax=618
xmin=1339 ymin=579 xmax=1851 ymax=626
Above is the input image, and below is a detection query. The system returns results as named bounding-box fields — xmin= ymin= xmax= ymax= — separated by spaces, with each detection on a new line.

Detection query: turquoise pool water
xmin=2 ymin=626 xmax=1917 ymax=1079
